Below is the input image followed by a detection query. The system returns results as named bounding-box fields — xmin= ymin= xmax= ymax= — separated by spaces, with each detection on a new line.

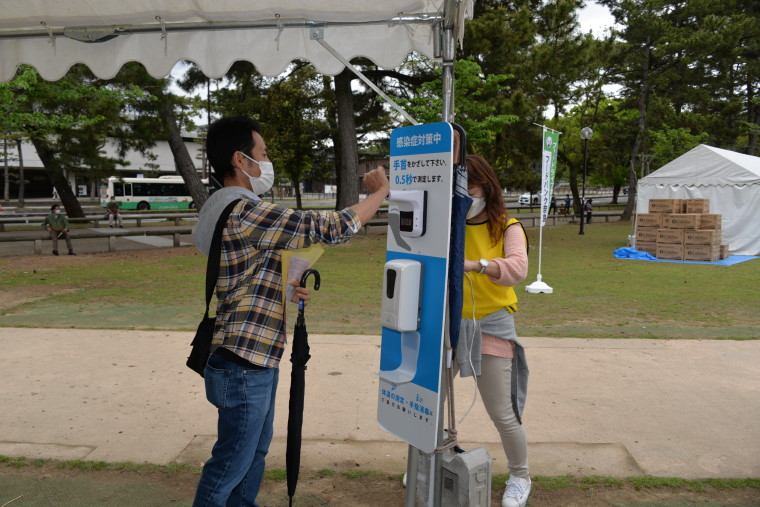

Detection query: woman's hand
xmin=463 ymin=259 xmax=480 ymax=273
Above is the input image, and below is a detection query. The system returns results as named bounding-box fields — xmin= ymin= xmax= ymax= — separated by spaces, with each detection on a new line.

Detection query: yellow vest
xmin=461 ymin=218 xmax=524 ymax=319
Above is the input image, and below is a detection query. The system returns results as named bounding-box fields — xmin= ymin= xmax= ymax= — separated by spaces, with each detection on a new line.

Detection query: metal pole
xmin=404 ymin=446 xmax=418 ymax=507
xmin=579 ymin=137 xmax=588 ymax=235
xmin=578 ymin=127 xmax=592 ymax=235
xmin=441 ymin=25 xmax=455 ymax=123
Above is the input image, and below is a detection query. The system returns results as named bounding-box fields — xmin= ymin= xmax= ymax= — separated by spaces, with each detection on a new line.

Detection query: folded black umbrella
xmin=449 ymin=123 xmax=469 ymax=350
xmin=287 ymin=268 xmax=320 ymax=506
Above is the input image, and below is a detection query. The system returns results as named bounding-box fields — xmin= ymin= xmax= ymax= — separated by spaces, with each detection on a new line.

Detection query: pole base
xmin=526 ymin=279 xmax=554 ymax=294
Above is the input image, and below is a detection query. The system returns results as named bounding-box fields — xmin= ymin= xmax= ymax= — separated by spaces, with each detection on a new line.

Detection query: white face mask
xmin=54 ymin=209 xmax=61 ymax=215
xmin=240 ymin=152 xmax=275 ymax=195
xmin=466 ymin=197 xmax=486 ymax=219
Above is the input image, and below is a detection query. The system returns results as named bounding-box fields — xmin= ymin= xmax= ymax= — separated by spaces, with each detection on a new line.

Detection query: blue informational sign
xmin=377 ymin=122 xmax=453 ymax=453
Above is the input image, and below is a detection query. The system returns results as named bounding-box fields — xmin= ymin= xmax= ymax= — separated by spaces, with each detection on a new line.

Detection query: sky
xmin=578 ymin=0 xmax=616 ymax=37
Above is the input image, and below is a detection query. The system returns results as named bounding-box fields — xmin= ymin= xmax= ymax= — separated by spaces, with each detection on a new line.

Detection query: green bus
xmin=100 ymin=176 xmax=210 ymax=211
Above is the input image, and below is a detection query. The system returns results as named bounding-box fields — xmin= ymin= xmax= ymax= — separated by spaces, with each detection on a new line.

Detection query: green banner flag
xmin=541 ymin=129 xmax=560 ymax=226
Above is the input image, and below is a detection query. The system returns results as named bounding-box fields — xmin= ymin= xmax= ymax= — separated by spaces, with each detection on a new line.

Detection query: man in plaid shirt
xmin=192 ymin=116 xmax=389 ymax=507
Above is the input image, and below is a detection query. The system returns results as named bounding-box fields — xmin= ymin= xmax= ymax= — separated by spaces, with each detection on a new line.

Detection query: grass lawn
xmin=0 ymin=221 xmax=757 ymax=339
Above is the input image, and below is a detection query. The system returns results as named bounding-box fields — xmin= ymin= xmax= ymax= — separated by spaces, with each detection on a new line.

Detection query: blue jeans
xmin=193 ymin=353 xmax=279 ymax=507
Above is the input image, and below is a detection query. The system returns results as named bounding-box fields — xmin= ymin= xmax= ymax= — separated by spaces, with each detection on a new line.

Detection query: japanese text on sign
xmin=381 ymin=388 xmax=435 ymax=421
xmin=392 ymin=158 xmax=447 ymax=171
xmin=395 ymin=133 xmax=443 ymax=149
xmin=392 ymin=158 xmax=448 ymax=187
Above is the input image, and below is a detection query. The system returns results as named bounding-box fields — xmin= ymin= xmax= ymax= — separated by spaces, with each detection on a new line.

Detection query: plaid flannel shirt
xmin=212 ymin=199 xmax=360 ymax=368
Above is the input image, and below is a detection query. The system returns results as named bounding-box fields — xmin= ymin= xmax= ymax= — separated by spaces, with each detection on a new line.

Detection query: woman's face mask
xmin=466 ymin=197 xmax=486 ymax=219
xmin=240 ymin=152 xmax=275 ymax=195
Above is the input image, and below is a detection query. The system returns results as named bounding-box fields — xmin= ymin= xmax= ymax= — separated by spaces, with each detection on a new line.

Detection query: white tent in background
xmin=636 ymin=144 xmax=760 ymax=256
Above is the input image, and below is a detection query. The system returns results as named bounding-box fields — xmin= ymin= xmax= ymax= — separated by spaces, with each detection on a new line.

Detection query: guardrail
xmin=0 ymin=226 xmax=194 ymax=255
xmin=0 ymin=212 xmax=197 ymax=232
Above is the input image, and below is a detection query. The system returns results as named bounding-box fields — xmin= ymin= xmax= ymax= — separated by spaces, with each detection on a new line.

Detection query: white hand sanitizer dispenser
xmin=381 ymin=259 xmax=422 ymax=332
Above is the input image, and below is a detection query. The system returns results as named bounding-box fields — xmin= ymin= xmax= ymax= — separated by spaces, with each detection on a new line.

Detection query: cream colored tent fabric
xmin=636 ymin=145 xmax=760 ymax=256
xmin=0 ymin=0 xmax=471 ymax=81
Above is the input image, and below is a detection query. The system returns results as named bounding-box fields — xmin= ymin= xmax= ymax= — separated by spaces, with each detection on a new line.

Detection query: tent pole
xmin=312 ymin=30 xmax=419 ymax=125
xmin=440 ymin=23 xmax=455 ymax=123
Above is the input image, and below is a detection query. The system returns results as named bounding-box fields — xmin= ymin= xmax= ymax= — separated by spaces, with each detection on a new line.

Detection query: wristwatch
xmin=478 ymin=258 xmax=489 ymax=274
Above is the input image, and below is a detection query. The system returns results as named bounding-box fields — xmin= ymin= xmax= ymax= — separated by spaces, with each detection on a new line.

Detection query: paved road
xmin=1 ymin=328 xmax=758 ymax=479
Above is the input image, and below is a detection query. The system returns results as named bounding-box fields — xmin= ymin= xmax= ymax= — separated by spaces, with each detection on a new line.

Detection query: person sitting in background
xmin=106 ymin=197 xmax=123 ymax=228
xmin=42 ymin=204 xmax=76 ymax=256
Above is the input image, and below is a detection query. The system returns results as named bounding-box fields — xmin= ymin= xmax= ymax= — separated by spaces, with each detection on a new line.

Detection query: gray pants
xmin=108 ymin=212 xmax=122 ymax=227
xmin=49 ymin=230 xmax=73 ymax=252
xmin=456 ymin=354 xmax=529 ymax=479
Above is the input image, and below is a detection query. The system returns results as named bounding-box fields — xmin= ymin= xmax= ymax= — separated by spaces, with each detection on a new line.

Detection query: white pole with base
xmin=526 ymin=124 xmax=558 ymax=294
xmin=525 ymin=222 xmax=553 ymax=293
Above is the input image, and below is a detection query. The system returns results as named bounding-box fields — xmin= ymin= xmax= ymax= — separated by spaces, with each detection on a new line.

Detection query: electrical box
xmin=381 ymin=259 xmax=422 ymax=332
xmin=441 ymin=447 xmax=492 ymax=507
xmin=414 ymin=447 xmax=492 ymax=507
xmin=388 ymin=189 xmax=427 ymax=238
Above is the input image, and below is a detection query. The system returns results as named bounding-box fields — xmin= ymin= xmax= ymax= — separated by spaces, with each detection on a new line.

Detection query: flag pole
xmin=526 ymin=124 xmax=560 ymax=294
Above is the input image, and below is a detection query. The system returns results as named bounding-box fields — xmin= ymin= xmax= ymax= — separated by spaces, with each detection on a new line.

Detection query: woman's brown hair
xmin=465 ymin=154 xmax=507 ymax=247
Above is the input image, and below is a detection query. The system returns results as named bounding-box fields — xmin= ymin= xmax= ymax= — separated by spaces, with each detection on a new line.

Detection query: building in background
xmin=1 ymin=132 xmax=204 ymax=199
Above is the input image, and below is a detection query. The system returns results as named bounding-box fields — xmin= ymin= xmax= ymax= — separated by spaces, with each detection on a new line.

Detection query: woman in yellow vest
xmin=460 ymin=154 xmax=530 ymax=507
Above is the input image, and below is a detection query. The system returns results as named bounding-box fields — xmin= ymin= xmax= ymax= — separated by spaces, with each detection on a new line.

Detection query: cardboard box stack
xmin=638 ymin=198 xmax=726 ymax=261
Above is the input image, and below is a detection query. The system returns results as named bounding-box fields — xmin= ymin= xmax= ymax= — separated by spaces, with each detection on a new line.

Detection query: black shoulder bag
xmin=186 ymin=199 xmax=241 ymax=377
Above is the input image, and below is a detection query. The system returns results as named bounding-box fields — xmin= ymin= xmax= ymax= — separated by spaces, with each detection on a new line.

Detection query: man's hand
xmin=363 ymin=166 xmax=389 ymax=196
xmin=290 ymin=280 xmax=312 ymax=305
xmin=350 ymin=166 xmax=390 ymax=225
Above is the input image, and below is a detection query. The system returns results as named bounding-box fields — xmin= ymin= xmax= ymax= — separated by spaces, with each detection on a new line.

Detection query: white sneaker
xmin=502 ymin=476 xmax=531 ymax=507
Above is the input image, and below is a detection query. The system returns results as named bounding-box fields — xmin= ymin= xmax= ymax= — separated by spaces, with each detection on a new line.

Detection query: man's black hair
xmin=50 ymin=204 xmax=59 ymax=212
xmin=206 ymin=116 xmax=262 ymax=181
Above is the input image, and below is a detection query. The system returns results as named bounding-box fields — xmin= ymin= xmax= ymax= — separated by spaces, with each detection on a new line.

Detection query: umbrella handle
xmin=298 ymin=269 xmax=320 ymax=311
xmin=450 ymin=122 xmax=467 ymax=167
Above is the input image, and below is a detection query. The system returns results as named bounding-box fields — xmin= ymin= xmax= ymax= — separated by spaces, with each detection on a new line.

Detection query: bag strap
xmin=204 ymin=199 xmax=243 ymax=317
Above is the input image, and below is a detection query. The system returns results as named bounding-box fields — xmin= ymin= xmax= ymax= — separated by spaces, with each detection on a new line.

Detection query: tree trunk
xmin=294 ymin=181 xmax=303 ymax=210
xmin=621 ymin=36 xmax=652 ymax=222
xmin=747 ymin=75 xmax=757 ymax=156
xmin=29 ymin=136 xmax=84 ymax=216
xmin=164 ymin=107 xmax=208 ymax=210
xmin=334 ymin=69 xmax=360 ymax=210
xmin=568 ymin=162 xmax=581 ymax=219
xmin=3 ymin=137 xmax=8 ymax=202
xmin=322 ymin=76 xmax=342 ymax=208
xmin=17 ymin=139 xmax=26 ymax=208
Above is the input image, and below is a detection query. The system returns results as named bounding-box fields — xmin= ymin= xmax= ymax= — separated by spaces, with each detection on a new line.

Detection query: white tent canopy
xmin=0 ymin=1 xmax=470 ymax=84
xmin=636 ymin=144 xmax=760 ymax=256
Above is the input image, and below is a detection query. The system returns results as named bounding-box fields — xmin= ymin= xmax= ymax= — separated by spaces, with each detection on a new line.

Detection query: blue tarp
xmin=613 ymin=247 xmax=759 ymax=266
